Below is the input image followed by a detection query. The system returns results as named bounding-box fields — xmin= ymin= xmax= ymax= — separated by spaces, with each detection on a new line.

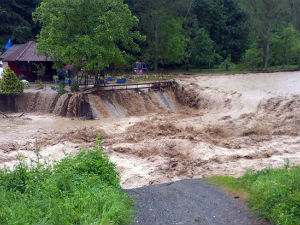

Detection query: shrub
xmin=53 ymin=75 xmax=59 ymax=81
xmin=247 ymin=166 xmax=300 ymax=225
xmin=0 ymin=66 xmax=24 ymax=95
xmin=205 ymin=165 xmax=300 ymax=225
xmin=243 ymin=47 xmax=263 ymax=70
xmin=58 ymin=82 xmax=66 ymax=95
xmin=0 ymin=138 xmax=133 ymax=225
xmin=71 ymin=80 xmax=79 ymax=92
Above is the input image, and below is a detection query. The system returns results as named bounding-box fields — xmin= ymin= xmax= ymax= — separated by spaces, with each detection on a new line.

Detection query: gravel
xmin=126 ymin=179 xmax=271 ymax=225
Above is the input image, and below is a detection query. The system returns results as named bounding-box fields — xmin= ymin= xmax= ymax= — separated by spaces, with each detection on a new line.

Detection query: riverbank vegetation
xmin=0 ymin=138 xmax=133 ymax=225
xmin=1 ymin=0 xmax=299 ymax=72
xmin=205 ymin=165 xmax=300 ymax=225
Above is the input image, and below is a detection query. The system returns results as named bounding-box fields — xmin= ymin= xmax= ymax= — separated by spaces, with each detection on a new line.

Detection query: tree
xmin=283 ymin=0 xmax=300 ymax=33
xmin=270 ymin=25 xmax=300 ymax=67
xmin=126 ymin=0 xmax=169 ymax=71
xmin=33 ymin=0 xmax=144 ymax=74
xmin=191 ymin=0 xmax=249 ymax=63
xmin=243 ymin=45 xmax=263 ymax=70
xmin=240 ymin=0 xmax=286 ymax=70
xmin=126 ymin=0 xmax=190 ymax=70
xmin=190 ymin=28 xmax=220 ymax=67
xmin=157 ymin=18 xmax=188 ymax=67
xmin=0 ymin=0 xmax=41 ymax=50
xmin=0 ymin=66 xmax=24 ymax=95
xmin=34 ymin=63 xmax=46 ymax=81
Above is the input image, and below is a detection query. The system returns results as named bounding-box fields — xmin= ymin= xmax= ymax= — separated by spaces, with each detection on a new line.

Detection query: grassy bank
xmin=0 ymin=139 xmax=133 ymax=225
xmin=157 ymin=64 xmax=300 ymax=75
xmin=204 ymin=165 xmax=300 ymax=225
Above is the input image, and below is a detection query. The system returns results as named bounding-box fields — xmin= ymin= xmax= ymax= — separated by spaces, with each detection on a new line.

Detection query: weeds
xmin=0 ymin=137 xmax=133 ymax=225
xmin=204 ymin=165 xmax=300 ymax=225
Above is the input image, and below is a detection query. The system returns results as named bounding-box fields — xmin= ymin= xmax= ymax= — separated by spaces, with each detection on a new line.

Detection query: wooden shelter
xmin=0 ymin=41 xmax=54 ymax=81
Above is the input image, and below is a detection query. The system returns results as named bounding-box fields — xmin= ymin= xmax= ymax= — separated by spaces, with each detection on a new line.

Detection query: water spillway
xmin=0 ymin=87 xmax=178 ymax=119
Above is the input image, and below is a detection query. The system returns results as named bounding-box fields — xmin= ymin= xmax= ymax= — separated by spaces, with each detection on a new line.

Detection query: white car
xmin=22 ymin=80 xmax=30 ymax=87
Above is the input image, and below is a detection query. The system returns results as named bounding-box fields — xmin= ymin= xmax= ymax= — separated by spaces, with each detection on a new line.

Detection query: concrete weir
xmin=0 ymin=84 xmax=178 ymax=119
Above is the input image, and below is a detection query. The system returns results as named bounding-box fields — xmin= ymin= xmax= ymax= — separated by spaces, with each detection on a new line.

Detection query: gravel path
xmin=126 ymin=179 xmax=271 ymax=225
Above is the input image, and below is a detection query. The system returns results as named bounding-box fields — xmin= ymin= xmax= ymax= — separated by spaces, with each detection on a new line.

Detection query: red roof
xmin=63 ymin=64 xmax=75 ymax=70
xmin=0 ymin=41 xmax=51 ymax=62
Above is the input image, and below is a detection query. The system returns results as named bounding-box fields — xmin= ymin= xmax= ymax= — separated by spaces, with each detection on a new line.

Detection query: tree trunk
xmin=154 ymin=22 xmax=158 ymax=72
xmin=263 ymin=40 xmax=270 ymax=71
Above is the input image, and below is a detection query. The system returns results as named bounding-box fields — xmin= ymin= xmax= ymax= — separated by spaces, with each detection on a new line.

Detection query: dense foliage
xmin=1 ymin=0 xmax=299 ymax=71
xmin=0 ymin=0 xmax=41 ymax=52
xmin=0 ymin=138 xmax=133 ymax=225
xmin=0 ymin=66 xmax=24 ymax=95
xmin=205 ymin=166 xmax=300 ymax=225
xmin=33 ymin=0 xmax=144 ymax=73
xmin=240 ymin=0 xmax=300 ymax=70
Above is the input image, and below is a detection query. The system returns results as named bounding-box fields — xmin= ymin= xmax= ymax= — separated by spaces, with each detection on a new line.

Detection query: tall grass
xmin=0 ymin=138 xmax=133 ymax=225
xmin=204 ymin=165 xmax=300 ymax=225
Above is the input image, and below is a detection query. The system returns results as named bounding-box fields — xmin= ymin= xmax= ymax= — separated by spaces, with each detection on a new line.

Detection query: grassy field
xmin=0 ymin=138 xmax=133 ymax=225
xmin=204 ymin=165 xmax=300 ymax=225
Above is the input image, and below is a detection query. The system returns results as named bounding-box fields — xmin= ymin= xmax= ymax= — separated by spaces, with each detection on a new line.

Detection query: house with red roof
xmin=0 ymin=41 xmax=55 ymax=81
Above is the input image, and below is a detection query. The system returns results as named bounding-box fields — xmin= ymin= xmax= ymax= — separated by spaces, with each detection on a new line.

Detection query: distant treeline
xmin=1 ymin=0 xmax=299 ymax=71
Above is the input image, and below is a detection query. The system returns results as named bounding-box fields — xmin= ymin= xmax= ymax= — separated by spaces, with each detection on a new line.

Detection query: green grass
xmin=130 ymin=74 xmax=174 ymax=83
xmin=204 ymin=166 xmax=300 ymax=225
xmin=155 ymin=64 xmax=299 ymax=75
xmin=0 ymin=138 xmax=133 ymax=225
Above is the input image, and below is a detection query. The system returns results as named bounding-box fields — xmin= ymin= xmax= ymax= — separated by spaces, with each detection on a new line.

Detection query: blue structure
xmin=5 ymin=39 xmax=12 ymax=51
xmin=117 ymin=78 xmax=126 ymax=83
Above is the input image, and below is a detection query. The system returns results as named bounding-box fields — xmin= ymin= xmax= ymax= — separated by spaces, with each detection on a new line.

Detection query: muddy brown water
xmin=0 ymin=71 xmax=299 ymax=188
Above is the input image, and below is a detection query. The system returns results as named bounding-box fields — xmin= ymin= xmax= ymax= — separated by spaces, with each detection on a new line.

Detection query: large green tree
xmin=148 ymin=18 xmax=188 ymax=69
xmin=270 ymin=25 xmax=300 ymax=67
xmin=126 ymin=0 xmax=189 ymax=71
xmin=190 ymin=28 xmax=220 ymax=67
xmin=33 ymin=0 xmax=143 ymax=74
xmin=191 ymin=0 xmax=249 ymax=63
xmin=240 ymin=0 xmax=287 ymax=70
xmin=0 ymin=0 xmax=41 ymax=51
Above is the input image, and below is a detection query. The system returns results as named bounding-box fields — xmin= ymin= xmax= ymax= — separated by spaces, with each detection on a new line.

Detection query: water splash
xmin=155 ymin=91 xmax=173 ymax=111
xmin=104 ymin=99 xmax=124 ymax=118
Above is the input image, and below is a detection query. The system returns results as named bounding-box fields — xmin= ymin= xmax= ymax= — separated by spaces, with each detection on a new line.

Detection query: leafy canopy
xmin=191 ymin=28 xmax=220 ymax=67
xmin=191 ymin=0 xmax=249 ymax=62
xmin=158 ymin=18 xmax=188 ymax=66
xmin=0 ymin=66 xmax=24 ymax=95
xmin=33 ymin=0 xmax=144 ymax=73
xmin=271 ymin=25 xmax=300 ymax=66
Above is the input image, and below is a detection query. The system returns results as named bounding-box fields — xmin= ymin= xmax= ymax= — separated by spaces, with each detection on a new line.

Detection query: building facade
xmin=0 ymin=41 xmax=54 ymax=81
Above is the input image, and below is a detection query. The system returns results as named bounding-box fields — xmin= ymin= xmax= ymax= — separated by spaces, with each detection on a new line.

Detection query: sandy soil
xmin=0 ymin=71 xmax=299 ymax=188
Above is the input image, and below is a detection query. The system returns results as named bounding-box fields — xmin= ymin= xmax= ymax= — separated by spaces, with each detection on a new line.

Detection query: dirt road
xmin=0 ymin=71 xmax=299 ymax=188
xmin=127 ymin=179 xmax=270 ymax=225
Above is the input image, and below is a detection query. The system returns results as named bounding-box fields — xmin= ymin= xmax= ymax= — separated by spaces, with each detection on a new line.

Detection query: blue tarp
xmin=5 ymin=39 xmax=12 ymax=50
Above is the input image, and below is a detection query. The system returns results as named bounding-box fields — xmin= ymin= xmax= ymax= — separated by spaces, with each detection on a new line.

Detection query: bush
xmin=0 ymin=138 xmax=133 ymax=225
xmin=0 ymin=66 xmax=24 ymax=95
xmin=71 ymin=80 xmax=79 ymax=92
xmin=246 ymin=166 xmax=300 ymax=225
xmin=58 ymin=82 xmax=66 ymax=95
xmin=243 ymin=47 xmax=263 ymax=70
xmin=205 ymin=165 xmax=300 ymax=225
